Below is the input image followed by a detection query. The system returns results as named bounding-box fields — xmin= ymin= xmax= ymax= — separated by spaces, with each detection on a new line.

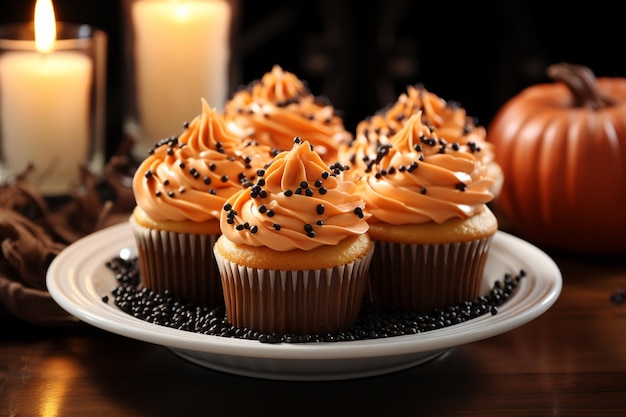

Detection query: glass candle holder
xmin=0 ymin=22 xmax=107 ymax=197
xmin=122 ymin=0 xmax=232 ymax=161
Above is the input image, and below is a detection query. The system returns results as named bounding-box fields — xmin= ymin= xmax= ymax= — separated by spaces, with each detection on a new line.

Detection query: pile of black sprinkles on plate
xmin=103 ymin=255 xmax=526 ymax=344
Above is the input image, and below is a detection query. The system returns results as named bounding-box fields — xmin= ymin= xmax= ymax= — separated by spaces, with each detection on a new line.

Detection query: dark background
xmin=1 ymin=0 xmax=625 ymax=159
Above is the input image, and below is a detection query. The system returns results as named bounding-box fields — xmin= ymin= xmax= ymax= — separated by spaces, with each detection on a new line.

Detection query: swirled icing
xmin=338 ymin=84 xmax=499 ymax=182
xmin=357 ymin=112 xmax=494 ymax=225
xmin=132 ymin=99 xmax=275 ymax=223
xmin=223 ymin=65 xmax=352 ymax=163
xmin=220 ymin=138 xmax=369 ymax=251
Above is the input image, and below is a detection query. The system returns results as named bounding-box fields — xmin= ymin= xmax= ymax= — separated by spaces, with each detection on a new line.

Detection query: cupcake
xmin=213 ymin=138 xmax=373 ymax=335
xmin=338 ymin=84 xmax=504 ymax=196
xmin=130 ymin=98 xmax=274 ymax=305
xmin=356 ymin=111 xmax=498 ymax=313
xmin=223 ymin=65 xmax=352 ymax=163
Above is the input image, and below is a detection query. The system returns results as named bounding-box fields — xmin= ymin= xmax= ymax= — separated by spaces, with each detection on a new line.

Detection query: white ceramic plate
xmin=47 ymin=222 xmax=562 ymax=381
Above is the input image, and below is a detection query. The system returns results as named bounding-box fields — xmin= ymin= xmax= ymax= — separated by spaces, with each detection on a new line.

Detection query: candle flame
xmin=34 ymin=0 xmax=57 ymax=53
xmin=171 ymin=0 xmax=191 ymax=21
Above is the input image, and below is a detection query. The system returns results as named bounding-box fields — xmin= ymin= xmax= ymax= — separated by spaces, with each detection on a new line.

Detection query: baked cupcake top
xmin=132 ymin=98 xmax=274 ymax=223
xmin=220 ymin=138 xmax=369 ymax=251
xmin=223 ymin=65 xmax=352 ymax=163
xmin=357 ymin=111 xmax=494 ymax=225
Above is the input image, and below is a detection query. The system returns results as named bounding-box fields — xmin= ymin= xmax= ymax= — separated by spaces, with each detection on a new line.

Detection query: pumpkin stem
xmin=547 ymin=63 xmax=614 ymax=110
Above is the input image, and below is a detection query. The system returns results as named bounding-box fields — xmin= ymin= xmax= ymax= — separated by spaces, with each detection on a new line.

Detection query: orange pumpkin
xmin=486 ymin=63 xmax=626 ymax=255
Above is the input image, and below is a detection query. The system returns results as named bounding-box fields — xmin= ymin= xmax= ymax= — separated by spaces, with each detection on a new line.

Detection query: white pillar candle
xmin=0 ymin=0 xmax=94 ymax=196
xmin=0 ymin=52 xmax=92 ymax=195
xmin=130 ymin=0 xmax=231 ymax=158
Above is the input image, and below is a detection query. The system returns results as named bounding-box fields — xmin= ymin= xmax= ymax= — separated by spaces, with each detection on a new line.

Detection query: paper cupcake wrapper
xmin=130 ymin=219 xmax=223 ymax=306
xmin=366 ymin=237 xmax=493 ymax=313
xmin=214 ymin=246 xmax=374 ymax=335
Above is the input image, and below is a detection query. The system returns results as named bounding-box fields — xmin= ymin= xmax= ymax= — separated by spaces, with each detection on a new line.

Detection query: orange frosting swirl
xmin=339 ymin=84 xmax=498 ymax=181
xmin=133 ymin=99 xmax=274 ymax=223
xmin=357 ymin=112 xmax=494 ymax=225
xmin=223 ymin=65 xmax=352 ymax=163
xmin=220 ymin=138 xmax=369 ymax=251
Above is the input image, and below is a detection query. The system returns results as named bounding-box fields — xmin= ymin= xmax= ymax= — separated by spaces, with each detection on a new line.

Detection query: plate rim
xmin=46 ymin=222 xmax=562 ymax=361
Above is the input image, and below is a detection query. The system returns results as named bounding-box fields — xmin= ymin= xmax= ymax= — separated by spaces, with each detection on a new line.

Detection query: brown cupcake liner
xmin=366 ymin=237 xmax=493 ymax=313
xmin=214 ymin=246 xmax=374 ymax=335
xmin=130 ymin=219 xmax=223 ymax=306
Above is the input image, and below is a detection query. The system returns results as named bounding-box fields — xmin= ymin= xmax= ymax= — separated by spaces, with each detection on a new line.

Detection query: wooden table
xmin=2 ymin=241 xmax=626 ymax=416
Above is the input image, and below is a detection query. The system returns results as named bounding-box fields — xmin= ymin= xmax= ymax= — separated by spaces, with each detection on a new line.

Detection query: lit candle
xmin=129 ymin=0 xmax=231 ymax=159
xmin=0 ymin=0 xmax=92 ymax=196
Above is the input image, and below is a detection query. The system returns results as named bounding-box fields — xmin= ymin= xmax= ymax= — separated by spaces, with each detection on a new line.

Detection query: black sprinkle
xmin=105 ymin=257 xmax=525 ymax=345
xmin=610 ymin=288 xmax=625 ymax=305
